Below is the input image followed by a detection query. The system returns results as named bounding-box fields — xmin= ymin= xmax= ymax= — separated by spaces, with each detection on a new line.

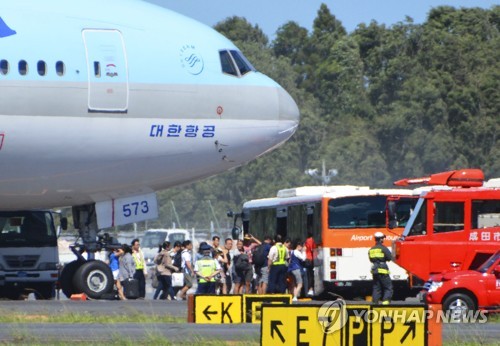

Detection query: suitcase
xmin=123 ymin=278 xmax=139 ymax=299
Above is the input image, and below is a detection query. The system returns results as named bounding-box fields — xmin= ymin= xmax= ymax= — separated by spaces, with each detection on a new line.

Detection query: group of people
xmin=108 ymin=238 xmax=196 ymax=301
xmin=156 ymin=232 xmax=318 ymax=301
xmin=108 ymin=231 xmax=394 ymax=304
xmin=108 ymin=238 xmax=148 ymax=300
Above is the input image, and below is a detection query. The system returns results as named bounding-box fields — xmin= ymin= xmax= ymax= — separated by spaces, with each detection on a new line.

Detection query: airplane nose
xmin=278 ymin=87 xmax=300 ymax=123
xmin=277 ymin=87 xmax=300 ymax=137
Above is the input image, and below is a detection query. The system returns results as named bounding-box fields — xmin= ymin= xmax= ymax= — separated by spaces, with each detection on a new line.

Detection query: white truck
xmin=141 ymin=229 xmax=191 ymax=267
xmin=0 ymin=210 xmax=65 ymax=299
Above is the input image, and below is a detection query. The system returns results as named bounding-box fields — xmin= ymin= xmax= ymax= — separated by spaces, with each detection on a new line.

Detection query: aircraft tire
xmin=60 ymin=260 xmax=85 ymax=298
xmin=73 ymin=260 xmax=114 ymax=299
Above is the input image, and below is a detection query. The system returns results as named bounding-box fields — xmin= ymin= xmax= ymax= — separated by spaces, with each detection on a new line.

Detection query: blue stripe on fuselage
xmin=0 ymin=17 xmax=16 ymax=38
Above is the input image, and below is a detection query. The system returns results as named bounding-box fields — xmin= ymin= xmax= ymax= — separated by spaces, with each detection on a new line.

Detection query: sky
xmin=145 ymin=0 xmax=498 ymax=40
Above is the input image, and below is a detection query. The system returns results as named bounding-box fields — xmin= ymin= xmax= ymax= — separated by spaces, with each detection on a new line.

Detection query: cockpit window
xmin=229 ymin=50 xmax=255 ymax=75
xmin=219 ymin=50 xmax=256 ymax=77
xmin=219 ymin=50 xmax=238 ymax=76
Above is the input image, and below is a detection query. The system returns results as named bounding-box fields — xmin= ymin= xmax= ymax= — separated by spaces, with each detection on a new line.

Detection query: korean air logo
xmin=180 ymin=45 xmax=204 ymax=75
xmin=0 ymin=17 xmax=16 ymax=38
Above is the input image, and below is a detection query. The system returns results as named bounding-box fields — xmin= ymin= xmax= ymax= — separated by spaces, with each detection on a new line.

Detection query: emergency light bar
xmin=394 ymin=169 xmax=484 ymax=188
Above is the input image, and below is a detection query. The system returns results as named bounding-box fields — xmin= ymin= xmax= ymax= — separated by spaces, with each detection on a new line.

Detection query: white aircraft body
xmin=0 ymin=0 xmax=299 ymax=298
xmin=0 ymin=0 xmax=298 ymax=212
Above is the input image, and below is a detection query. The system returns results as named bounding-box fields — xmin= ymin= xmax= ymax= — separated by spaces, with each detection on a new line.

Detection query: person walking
xmin=171 ymin=241 xmax=183 ymax=297
xmin=152 ymin=243 xmax=165 ymax=300
xmin=220 ymin=238 xmax=233 ymax=294
xmin=232 ymin=240 xmax=253 ymax=294
xmin=155 ymin=241 xmax=179 ymax=300
xmin=131 ymin=238 xmax=147 ymax=299
xmin=118 ymin=244 xmax=136 ymax=300
xmin=194 ymin=243 xmax=221 ymax=294
xmin=368 ymin=232 xmax=393 ymax=305
xmin=304 ymin=231 xmax=317 ymax=296
xmin=266 ymin=234 xmax=289 ymax=294
xmin=254 ymin=235 xmax=272 ymax=294
xmin=177 ymin=240 xmax=194 ymax=300
xmin=243 ymin=234 xmax=261 ymax=293
xmin=288 ymin=240 xmax=306 ymax=301
xmin=108 ymin=248 xmax=120 ymax=282
xmin=108 ymin=247 xmax=125 ymax=300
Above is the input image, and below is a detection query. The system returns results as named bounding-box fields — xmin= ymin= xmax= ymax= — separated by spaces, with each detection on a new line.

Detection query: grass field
xmin=0 ymin=312 xmax=184 ymax=324
xmin=1 ymin=311 xmax=498 ymax=345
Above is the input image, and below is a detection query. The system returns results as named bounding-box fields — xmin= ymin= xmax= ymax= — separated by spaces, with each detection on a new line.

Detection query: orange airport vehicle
xmin=231 ymin=185 xmax=419 ymax=299
xmin=391 ymin=169 xmax=500 ymax=288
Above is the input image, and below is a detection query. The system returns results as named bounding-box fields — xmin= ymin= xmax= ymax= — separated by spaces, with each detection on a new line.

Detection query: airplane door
xmin=82 ymin=29 xmax=128 ymax=112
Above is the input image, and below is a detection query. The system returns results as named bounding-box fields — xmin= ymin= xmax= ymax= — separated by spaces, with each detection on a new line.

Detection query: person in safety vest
xmin=194 ymin=243 xmax=221 ymax=294
xmin=368 ymin=232 xmax=393 ymax=304
xmin=131 ymin=238 xmax=147 ymax=299
xmin=266 ymin=234 xmax=289 ymax=294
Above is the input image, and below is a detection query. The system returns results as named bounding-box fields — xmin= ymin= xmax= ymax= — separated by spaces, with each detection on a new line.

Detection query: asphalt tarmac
xmin=0 ymin=321 xmax=260 ymax=344
xmin=0 ymin=299 xmax=499 ymax=344
xmin=0 ymin=299 xmax=259 ymax=343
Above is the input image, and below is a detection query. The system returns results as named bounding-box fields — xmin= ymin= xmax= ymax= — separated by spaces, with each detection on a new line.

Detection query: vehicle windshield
xmin=388 ymin=197 xmax=418 ymax=228
xmin=168 ymin=232 xmax=187 ymax=244
xmin=403 ymin=198 xmax=426 ymax=237
xmin=141 ymin=231 xmax=188 ymax=248
xmin=477 ymin=252 xmax=500 ymax=273
xmin=328 ymin=195 xmax=387 ymax=228
xmin=141 ymin=232 xmax=166 ymax=248
xmin=0 ymin=211 xmax=56 ymax=247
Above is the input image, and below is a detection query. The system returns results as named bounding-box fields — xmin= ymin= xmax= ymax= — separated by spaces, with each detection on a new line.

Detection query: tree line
xmin=150 ymin=4 xmax=499 ymax=231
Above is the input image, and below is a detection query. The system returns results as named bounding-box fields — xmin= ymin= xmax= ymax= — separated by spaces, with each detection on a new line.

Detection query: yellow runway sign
xmin=261 ymin=304 xmax=428 ymax=346
xmin=192 ymin=294 xmax=292 ymax=324
xmin=244 ymin=294 xmax=292 ymax=323
xmin=371 ymin=306 xmax=426 ymax=345
xmin=261 ymin=305 xmax=341 ymax=345
xmin=194 ymin=295 xmax=243 ymax=324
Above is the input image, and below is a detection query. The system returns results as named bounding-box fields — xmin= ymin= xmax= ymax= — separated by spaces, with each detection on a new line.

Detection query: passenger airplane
xmin=0 ymin=0 xmax=299 ymax=298
xmin=0 ymin=0 xmax=299 ymax=225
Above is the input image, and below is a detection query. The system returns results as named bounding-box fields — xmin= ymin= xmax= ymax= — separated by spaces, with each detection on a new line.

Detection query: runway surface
xmin=0 ymin=300 xmax=498 ymax=344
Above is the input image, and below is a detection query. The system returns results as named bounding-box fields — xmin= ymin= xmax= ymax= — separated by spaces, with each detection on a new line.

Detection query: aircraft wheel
xmin=60 ymin=260 xmax=85 ymax=298
xmin=73 ymin=260 xmax=114 ymax=299
xmin=443 ymin=292 xmax=476 ymax=321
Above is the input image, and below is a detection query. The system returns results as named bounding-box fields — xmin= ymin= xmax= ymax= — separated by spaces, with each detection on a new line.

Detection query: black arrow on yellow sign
xmin=400 ymin=320 xmax=416 ymax=344
xmin=203 ymin=305 xmax=217 ymax=321
xmin=271 ymin=320 xmax=285 ymax=343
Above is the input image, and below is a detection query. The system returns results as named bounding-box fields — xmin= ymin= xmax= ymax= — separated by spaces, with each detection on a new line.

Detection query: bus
xmin=234 ymin=185 xmax=417 ymax=299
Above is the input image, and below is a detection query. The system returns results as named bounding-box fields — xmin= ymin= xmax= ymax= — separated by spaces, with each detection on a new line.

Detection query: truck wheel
xmin=73 ymin=260 xmax=113 ymax=299
xmin=443 ymin=293 xmax=476 ymax=321
xmin=60 ymin=260 xmax=85 ymax=298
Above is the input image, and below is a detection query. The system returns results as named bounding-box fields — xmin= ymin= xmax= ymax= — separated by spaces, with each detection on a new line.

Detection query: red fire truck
xmin=391 ymin=169 xmax=500 ymax=287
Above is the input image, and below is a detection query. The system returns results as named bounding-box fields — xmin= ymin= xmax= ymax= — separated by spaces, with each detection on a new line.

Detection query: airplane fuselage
xmin=0 ymin=0 xmax=299 ymax=210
